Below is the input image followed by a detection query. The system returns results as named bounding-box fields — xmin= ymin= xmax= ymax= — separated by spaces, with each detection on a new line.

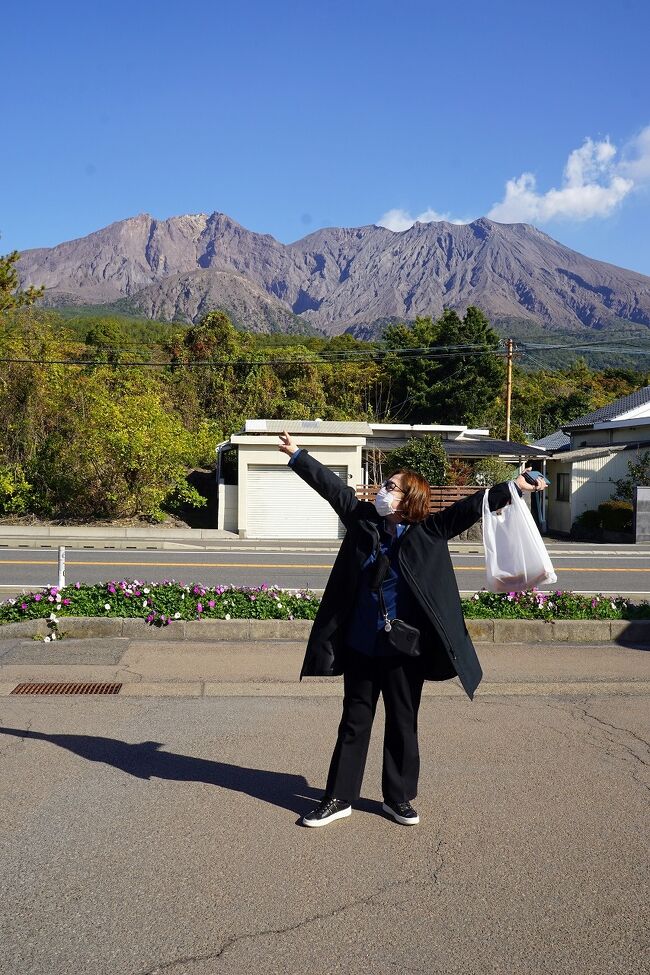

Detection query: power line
xmin=0 ymin=348 xmax=512 ymax=368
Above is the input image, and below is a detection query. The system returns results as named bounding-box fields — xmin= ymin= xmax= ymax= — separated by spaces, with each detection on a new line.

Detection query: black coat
xmin=290 ymin=449 xmax=515 ymax=701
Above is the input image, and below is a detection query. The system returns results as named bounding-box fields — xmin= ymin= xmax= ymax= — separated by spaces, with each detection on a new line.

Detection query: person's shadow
xmin=0 ymin=727 xmax=384 ymax=823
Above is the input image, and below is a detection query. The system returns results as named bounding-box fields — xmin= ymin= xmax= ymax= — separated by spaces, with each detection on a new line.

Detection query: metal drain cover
xmin=11 ymin=681 xmax=122 ymax=695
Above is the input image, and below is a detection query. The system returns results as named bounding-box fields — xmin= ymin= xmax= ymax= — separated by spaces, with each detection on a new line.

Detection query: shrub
xmin=598 ymin=500 xmax=633 ymax=532
xmin=0 ymin=463 xmax=33 ymax=515
xmin=383 ymin=434 xmax=449 ymax=485
xmin=573 ymin=508 xmax=601 ymax=531
xmin=473 ymin=457 xmax=519 ymax=487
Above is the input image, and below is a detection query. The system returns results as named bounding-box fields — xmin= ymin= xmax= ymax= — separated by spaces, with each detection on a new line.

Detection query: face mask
xmin=374 ymin=485 xmax=397 ymax=517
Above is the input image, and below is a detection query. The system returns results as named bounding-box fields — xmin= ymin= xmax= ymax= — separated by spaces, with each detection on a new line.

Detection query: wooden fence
xmin=355 ymin=484 xmax=482 ymax=512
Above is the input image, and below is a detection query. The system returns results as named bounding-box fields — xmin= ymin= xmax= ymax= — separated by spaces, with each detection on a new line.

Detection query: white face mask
xmin=374 ymin=485 xmax=397 ymax=517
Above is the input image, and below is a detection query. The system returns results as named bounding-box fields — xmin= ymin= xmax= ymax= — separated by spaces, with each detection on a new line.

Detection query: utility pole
xmin=505 ymin=338 xmax=514 ymax=442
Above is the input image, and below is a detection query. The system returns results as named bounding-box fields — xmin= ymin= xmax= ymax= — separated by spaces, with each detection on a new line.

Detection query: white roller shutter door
xmin=247 ymin=464 xmax=348 ymax=539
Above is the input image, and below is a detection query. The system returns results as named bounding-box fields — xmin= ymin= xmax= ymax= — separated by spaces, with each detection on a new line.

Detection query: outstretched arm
xmin=429 ymin=474 xmax=547 ymax=541
xmin=279 ymin=430 xmax=360 ymax=527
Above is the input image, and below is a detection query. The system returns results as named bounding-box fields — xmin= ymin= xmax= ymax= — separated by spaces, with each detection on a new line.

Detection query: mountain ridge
xmin=16 ymin=211 xmax=650 ymax=338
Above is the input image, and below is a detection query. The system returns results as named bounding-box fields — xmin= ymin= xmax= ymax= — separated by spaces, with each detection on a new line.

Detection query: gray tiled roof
xmin=562 ymin=386 xmax=650 ymax=430
xmin=531 ymin=430 xmax=571 ymax=451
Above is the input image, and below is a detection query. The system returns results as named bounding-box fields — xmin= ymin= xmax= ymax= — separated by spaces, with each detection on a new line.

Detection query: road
xmin=1 ymin=547 xmax=650 ymax=598
xmin=1 ymin=678 xmax=647 ymax=975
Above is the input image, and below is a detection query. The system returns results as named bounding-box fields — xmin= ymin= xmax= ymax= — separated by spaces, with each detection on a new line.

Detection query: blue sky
xmin=2 ymin=0 xmax=650 ymax=275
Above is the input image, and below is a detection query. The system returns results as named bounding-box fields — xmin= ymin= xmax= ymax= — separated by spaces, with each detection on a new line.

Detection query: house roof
xmin=365 ymin=437 xmax=541 ymax=458
xmin=545 ymin=442 xmax=650 ymax=463
xmin=531 ymin=430 xmax=571 ymax=451
xmin=562 ymin=386 xmax=650 ymax=430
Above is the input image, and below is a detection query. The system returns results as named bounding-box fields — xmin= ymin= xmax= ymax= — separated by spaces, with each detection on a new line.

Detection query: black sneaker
xmin=302 ymin=796 xmax=352 ymax=827
xmin=382 ymin=800 xmax=420 ymax=825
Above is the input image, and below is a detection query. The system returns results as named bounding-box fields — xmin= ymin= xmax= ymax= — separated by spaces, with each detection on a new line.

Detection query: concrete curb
xmin=2 ymin=616 xmax=650 ymax=644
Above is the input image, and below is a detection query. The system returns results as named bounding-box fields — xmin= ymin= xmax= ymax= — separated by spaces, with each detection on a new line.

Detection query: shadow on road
xmin=0 ymin=726 xmax=385 ymax=820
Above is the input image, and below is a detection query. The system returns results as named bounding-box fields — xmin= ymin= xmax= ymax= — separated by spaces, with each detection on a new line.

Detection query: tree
xmin=382 ymin=307 xmax=505 ymax=425
xmin=0 ymin=246 xmax=44 ymax=311
xmin=615 ymin=450 xmax=650 ymax=502
xmin=383 ymin=435 xmax=449 ymax=485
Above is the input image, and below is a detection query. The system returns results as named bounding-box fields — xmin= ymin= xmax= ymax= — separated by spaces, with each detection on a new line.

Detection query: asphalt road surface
xmin=1 ymin=547 xmax=650 ymax=598
xmin=1 ymin=686 xmax=647 ymax=975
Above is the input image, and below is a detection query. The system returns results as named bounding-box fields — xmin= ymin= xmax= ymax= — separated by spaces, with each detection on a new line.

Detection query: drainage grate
xmin=11 ymin=681 xmax=122 ymax=695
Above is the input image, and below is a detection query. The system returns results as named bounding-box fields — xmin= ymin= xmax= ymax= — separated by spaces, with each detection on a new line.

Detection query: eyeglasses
xmin=382 ymin=480 xmax=404 ymax=494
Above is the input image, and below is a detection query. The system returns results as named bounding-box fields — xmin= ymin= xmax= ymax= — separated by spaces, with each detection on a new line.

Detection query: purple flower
xmin=208 ymin=600 xmax=215 ymax=609
xmin=63 ymin=598 xmax=71 ymax=605
xmin=21 ymin=602 xmax=27 ymax=611
xmin=34 ymin=594 xmax=42 ymax=602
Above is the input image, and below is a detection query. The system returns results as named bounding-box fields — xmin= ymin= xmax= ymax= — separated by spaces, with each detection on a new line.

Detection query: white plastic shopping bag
xmin=482 ymin=482 xmax=557 ymax=592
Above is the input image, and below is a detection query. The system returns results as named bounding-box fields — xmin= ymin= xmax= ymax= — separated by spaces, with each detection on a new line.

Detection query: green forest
xmin=1 ymin=248 xmax=648 ymax=524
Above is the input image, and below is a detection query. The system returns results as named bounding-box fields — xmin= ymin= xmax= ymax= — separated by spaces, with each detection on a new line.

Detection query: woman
xmin=278 ymin=430 xmax=547 ymax=828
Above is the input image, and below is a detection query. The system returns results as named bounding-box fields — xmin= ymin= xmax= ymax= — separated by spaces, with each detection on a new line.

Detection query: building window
xmin=556 ymin=472 xmax=570 ymax=502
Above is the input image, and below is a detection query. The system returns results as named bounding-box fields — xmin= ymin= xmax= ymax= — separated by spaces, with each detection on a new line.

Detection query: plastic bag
xmin=482 ymin=482 xmax=557 ymax=592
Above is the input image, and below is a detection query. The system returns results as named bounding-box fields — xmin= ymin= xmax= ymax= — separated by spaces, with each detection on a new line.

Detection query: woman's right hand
xmin=278 ymin=429 xmax=299 ymax=456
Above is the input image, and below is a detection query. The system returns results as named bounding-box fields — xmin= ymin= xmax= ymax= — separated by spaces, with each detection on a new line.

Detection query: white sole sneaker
xmin=382 ymin=802 xmax=420 ymax=825
xmin=302 ymin=805 xmax=352 ymax=827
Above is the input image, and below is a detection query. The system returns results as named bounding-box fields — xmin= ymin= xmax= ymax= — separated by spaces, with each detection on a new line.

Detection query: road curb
xmin=2 ymin=616 xmax=650 ymax=644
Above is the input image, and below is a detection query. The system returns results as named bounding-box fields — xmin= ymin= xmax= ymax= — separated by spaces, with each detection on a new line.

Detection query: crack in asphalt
xmin=543 ymin=697 xmax=649 ymax=792
xmin=136 ymin=838 xmax=446 ymax=974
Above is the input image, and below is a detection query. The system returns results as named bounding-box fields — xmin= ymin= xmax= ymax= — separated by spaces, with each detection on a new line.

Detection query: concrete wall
xmin=217 ymin=484 xmax=238 ymax=532
xmin=635 ymin=486 xmax=650 ymax=542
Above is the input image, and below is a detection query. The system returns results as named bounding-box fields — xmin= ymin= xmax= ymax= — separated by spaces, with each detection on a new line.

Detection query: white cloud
xmin=377 ymin=207 xmax=468 ymax=232
xmin=487 ymin=135 xmax=637 ymax=223
xmin=378 ymin=126 xmax=650 ymax=230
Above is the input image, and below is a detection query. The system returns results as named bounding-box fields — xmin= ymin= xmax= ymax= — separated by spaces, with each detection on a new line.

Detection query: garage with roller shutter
xmin=228 ymin=420 xmax=368 ymax=539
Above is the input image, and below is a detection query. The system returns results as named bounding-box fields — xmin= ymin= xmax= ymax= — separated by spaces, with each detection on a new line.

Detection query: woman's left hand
xmin=514 ymin=473 xmax=548 ymax=493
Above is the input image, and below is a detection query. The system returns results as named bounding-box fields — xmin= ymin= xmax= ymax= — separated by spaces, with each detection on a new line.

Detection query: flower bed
xmin=463 ymin=588 xmax=650 ymax=620
xmin=1 ymin=579 xmax=650 ymax=642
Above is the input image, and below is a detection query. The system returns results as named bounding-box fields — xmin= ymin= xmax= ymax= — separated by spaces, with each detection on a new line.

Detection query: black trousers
xmin=325 ymin=646 xmax=427 ymax=805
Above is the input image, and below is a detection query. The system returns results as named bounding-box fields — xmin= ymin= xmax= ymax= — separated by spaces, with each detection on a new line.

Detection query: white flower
xmin=49 ymin=613 xmax=58 ymax=622
xmin=44 ymin=636 xmax=51 ymax=642
xmin=51 ymin=633 xmax=57 ymax=640
xmin=277 ymin=602 xmax=282 ymax=608
xmin=181 ymin=593 xmax=185 ymax=600
xmin=174 ymin=612 xmax=181 ymax=619
xmin=142 ymin=600 xmax=148 ymax=608
xmin=611 ymin=602 xmax=616 ymax=609
xmin=225 ymin=613 xmax=231 ymax=620
xmin=143 ymin=588 xmax=150 ymax=594
xmin=104 ymin=603 xmax=111 ymax=610
xmin=55 ymin=593 xmax=62 ymax=602
xmin=133 ymin=579 xmax=140 ymax=585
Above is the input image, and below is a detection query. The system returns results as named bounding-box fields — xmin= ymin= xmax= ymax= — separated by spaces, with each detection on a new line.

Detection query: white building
xmin=216 ymin=419 xmax=539 ymax=539
xmin=533 ymin=386 xmax=650 ymax=534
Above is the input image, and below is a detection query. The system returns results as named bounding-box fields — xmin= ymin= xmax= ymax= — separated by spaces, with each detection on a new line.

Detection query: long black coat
xmin=290 ymin=449 xmax=515 ymax=701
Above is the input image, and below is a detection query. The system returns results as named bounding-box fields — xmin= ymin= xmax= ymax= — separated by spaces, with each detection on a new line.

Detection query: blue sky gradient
xmin=2 ymin=0 xmax=650 ymax=274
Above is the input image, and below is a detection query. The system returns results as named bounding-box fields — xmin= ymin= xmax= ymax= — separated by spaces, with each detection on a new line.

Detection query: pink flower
xmin=63 ymin=598 xmax=71 ymax=605
xmin=21 ymin=602 xmax=27 ymax=610
xmin=197 ymin=602 xmax=203 ymax=613
xmin=34 ymin=594 xmax=42 ymax=602
xmin=208 ymin=600 xmax=215 ymax=609
xmin=75 ymin=582 xmax=81 ymax=589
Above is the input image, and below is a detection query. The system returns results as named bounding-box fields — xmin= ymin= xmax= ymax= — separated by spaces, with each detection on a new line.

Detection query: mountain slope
xmin=17 ymin=212 xmax=650 ymax=336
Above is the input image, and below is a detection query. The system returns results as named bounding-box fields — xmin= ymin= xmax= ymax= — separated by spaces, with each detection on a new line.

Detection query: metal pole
xmin=57 ymin=546 xmax=66 ymax=589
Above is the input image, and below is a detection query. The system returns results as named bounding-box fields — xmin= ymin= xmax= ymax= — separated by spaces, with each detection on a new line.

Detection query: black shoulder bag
xmin=368 ymin=546 xmax=421 ymax=658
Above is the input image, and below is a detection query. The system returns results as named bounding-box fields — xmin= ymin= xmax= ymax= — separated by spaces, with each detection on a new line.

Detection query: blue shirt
xmin=288 ymin=446 xmax=419 ymax=656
